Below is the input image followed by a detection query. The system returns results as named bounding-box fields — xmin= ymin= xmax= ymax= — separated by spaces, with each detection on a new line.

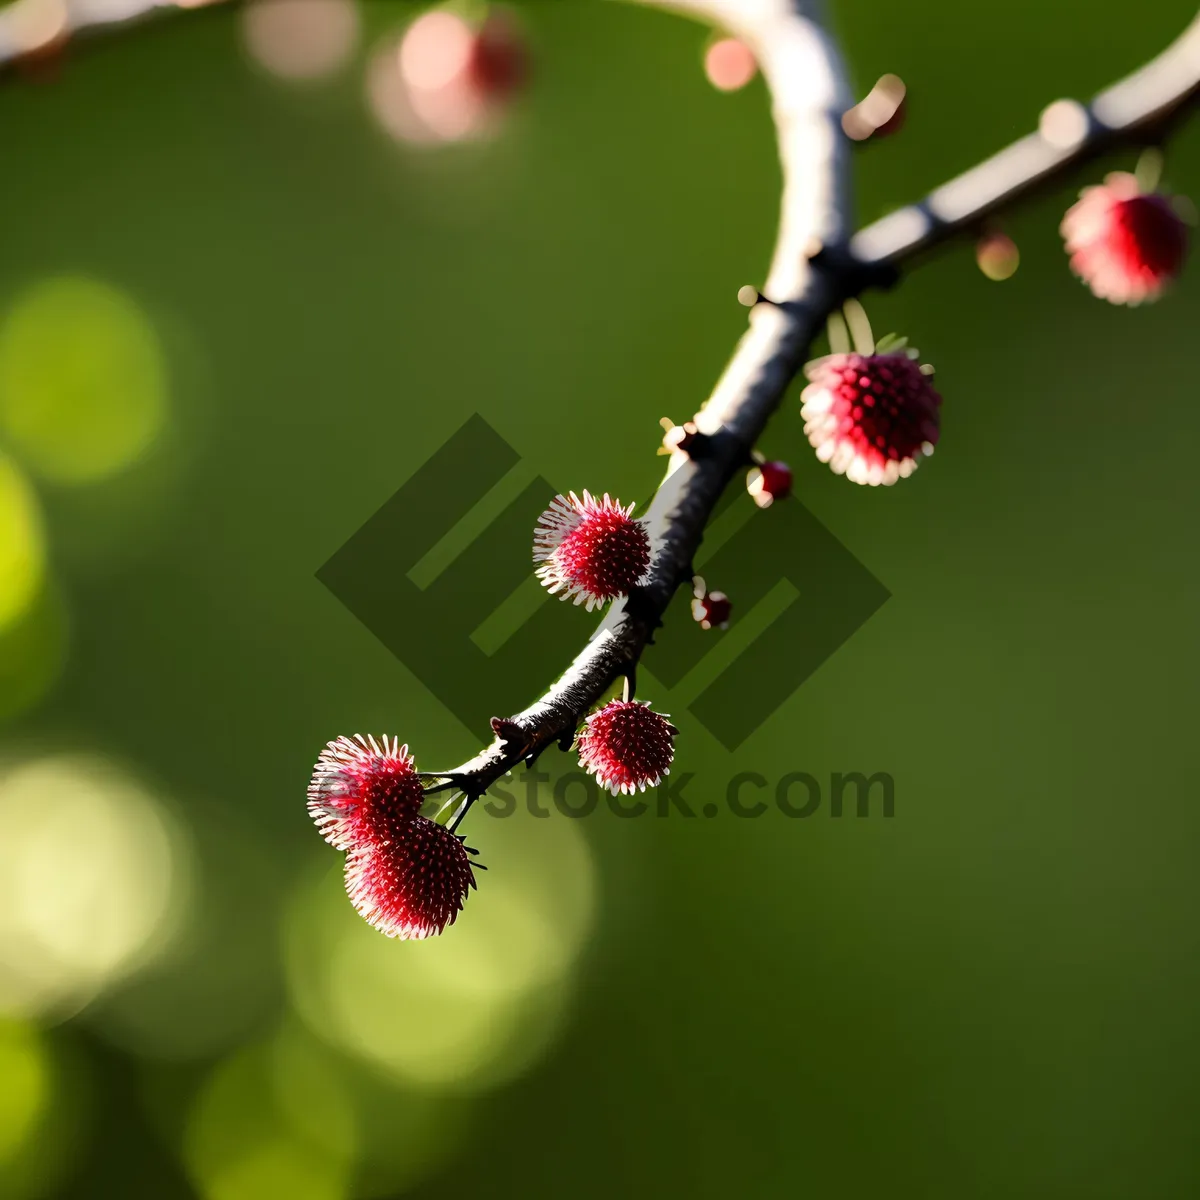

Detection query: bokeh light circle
xmin=0 ymin=277 xmax=167 ymax=484
xmin=89 ymin=806 xmax=285 ymax=1062
xmin=0 ymin=1021 xmax=48 ymax=1170
xmin=0 ymin=454 xmax=44 ymax=634
xmin=704 ymin=38 xmax=757 ymax=92
xmin=0 ymin=583 xmax=68 ymax=724
xmin=184 ymin=1027 xmax=467 ymax=1200
xmin=366 ymin=8 xmax=523 ymax=148
xmin=241 ymin=0 xmax=360 ymax=82
xmin=0 ymin=755 xmax=189 ymax=1020
xmin=287 ymin=804 xmax=596 ymax=1093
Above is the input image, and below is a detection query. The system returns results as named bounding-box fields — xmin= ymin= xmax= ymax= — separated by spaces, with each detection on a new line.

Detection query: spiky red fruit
xmin=800 ymin=350 xmax=941 ymax=486
xmin=309 ymin=735 xmax=479 ymax=940
xmin=747 ymin=460 xmax=792 ymax=508
xmin=577 ymin=700 xmax=677 ymax=795
xmin=307 ymin=735 xmax=424 ymax=853
xmin=534 ymin=491 xmax=653 ymax=610
xmin=1061 ymin=172 xmax=1188 ymax=306
xmin=692 ymin=590 xmax=731 ymax=631
xmin=345 ymin=815 xmax=476 ymax=940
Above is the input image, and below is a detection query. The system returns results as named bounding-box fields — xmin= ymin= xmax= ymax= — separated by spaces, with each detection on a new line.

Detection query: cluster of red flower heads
xmin=308 ymin=735 xmax=478 ymax=940
xmin=310 ymin=492 xmax=679 ymax=939
xmin=308 ymin=20 xmax=1192 ymax=942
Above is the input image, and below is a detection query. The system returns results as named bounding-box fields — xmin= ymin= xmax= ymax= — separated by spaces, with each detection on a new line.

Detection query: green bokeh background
xmin=2 ymin=1 xmax=1200 ymax=1197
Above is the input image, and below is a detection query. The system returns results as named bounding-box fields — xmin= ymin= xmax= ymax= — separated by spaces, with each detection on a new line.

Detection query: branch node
xmin=489 ymin=716 xmax=531 ymax=758
xmin=660 ymin=419 xmax=713 ymax=460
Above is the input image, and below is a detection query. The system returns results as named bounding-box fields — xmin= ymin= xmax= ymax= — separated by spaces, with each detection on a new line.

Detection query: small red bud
xmin=747 ymin=460 xmax=792 ymax=508
xmin=692 ymin=590 xmax=732 ymax=631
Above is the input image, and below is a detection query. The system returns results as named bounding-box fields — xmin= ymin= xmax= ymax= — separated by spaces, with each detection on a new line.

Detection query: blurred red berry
xmin=308 ymin=734 xmax=424 ymax=853
xmin=534 ymin=491 xmax=653 ymax=610
xmin=747 ymin=460 xmax=792 ymax=508
xmin=385 ymin=5 xmax=529 ymax=146
xmin=692 ymin=590 xmax=732 ymax=631
xmin=800 ymin=350 xmax=941 ymax=486
xmin=1061 ymin=171 xmax=1188 ymax=305
xmin=467 ymin=7 xmax=530 ymax=97
xmin=577 ymin=700 xmax=677 ymax=795
xmin=345 ymin=815 xmax=477 ymax=940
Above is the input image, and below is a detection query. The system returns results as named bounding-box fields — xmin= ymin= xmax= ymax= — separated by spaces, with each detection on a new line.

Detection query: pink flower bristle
xmin=577 ymin=699 xmax=677 ymax=796
xmin=533 ymin=490 xmax=653 ymax=610
xmin=344 ymin=815 xmax=477 ymax=941
xmin=800 ymin=350 xmax=941 ymax=486
xmin=307 ymin=733 xmax=424 ymax=853
xmin=1061 ymin=171 xmax=1188 ymax=306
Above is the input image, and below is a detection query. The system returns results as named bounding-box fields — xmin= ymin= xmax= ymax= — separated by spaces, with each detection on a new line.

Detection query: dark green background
xmin=2 ymin=1 xmax=1199 ymax=1197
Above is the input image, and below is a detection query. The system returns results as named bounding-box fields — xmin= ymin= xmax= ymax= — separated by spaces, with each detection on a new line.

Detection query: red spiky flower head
xmin=534 ymin=491 xmax=653 ymax=610
xmin=577 ymin=699 xmax=677 ymax=795
xmin=800 ymin=349 xmax=941 ymax=486
xmin=346 ymin=815 xmax=477 ymax=940
xmin=308 ymin=734 xmax=424 ymax=853
xmin=1061 ymin=171 xmax=1188 ymax=305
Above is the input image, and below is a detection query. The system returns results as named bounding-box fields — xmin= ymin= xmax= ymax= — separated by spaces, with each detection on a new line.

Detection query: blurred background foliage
xmin=2 ymin=0 xmax=1200 ymax=1197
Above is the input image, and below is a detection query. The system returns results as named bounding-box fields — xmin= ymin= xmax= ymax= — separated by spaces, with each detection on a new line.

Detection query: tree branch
xmin=433 ymin=0 xmax=856 ymax=804
xmin=851 ymin=11 xmax=1200 ymax=267
xmin=430 ymin=3 xmax=1200 ymax=810
xmin=5 ymin=0 xmax=1196 ymax=809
